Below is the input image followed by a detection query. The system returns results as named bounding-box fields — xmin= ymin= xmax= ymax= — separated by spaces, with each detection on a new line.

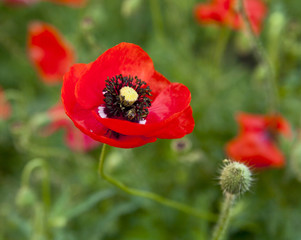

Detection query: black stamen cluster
xmin=103 ymin=74 xmax=152 ymax=122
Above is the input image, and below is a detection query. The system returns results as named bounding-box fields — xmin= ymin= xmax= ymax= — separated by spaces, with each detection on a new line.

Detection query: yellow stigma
xmin=119 ymin=86 xmax=138 ymax=106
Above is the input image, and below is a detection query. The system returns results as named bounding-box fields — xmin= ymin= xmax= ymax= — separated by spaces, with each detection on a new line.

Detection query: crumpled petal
xmin=28 ymin=21 xmax=75 ymax=84
xmin=75 ymin=42 xmax=155 ymax=109
xmin=226 ymin=112 xmax=291 ymax=168
xmin=194 ymin=0 xmax=267 ymax=35
xmin=226 ymin=133 xmax=284 ymax=168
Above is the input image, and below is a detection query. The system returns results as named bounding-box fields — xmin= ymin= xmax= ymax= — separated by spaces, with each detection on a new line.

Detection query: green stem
xmin=238 ymin=0 xmax=278 ymax=113
xmin=211 ymin=193 xmax=235 ymax=240
xmin=214 ymin=27 xmax=231 ymax=69
xmin=21 ymin=158 xmax=51 ymax=211
xmin=98 ymin=144 xmax=216 ymax=222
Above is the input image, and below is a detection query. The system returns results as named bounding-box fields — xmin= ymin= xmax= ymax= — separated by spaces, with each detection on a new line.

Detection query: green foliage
xmin=1 ymin=0 xmax=301 ymax=239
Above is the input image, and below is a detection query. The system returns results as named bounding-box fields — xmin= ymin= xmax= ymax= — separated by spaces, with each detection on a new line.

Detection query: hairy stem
xmin=211 ymin=193 xmax=235 ymax=240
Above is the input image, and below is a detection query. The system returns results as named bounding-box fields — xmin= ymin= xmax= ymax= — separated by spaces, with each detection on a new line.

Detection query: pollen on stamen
xmin=119 ymin=86 xmax=138 ymax=106
xmin=103 ymin=74 xmax=152 ymax=122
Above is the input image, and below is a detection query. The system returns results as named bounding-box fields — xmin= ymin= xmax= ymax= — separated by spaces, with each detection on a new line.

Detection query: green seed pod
xmin=220 ymin=160 xmax=252 ymax=195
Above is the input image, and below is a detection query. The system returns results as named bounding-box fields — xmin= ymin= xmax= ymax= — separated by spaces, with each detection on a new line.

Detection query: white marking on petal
xmin=98 ymin=106 xmax=107 ymax=118
xmin=139 ymin=119 xmax=146 ymax=125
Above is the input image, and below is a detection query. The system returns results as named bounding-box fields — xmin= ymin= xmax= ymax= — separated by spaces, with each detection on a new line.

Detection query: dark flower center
xmin=102 ymin=74 xmax=152 ymax=122
xmin=265 ymin=126 xmax=278 ymax=142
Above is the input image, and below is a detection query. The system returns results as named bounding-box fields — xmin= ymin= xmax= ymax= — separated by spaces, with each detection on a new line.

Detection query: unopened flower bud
xmin=15 ymin=186 xmax=36 ymax=207
xmin=171 ymin=138 xmax=192 ymax=153
xmin=219 ymin=160 xmax=252 ymax=195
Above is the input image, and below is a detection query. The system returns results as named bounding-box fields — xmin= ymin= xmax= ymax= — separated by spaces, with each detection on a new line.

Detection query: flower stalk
xmin=211 ymin=160 xmax=252 ymax=240
xmin=211 ymin=193 xmax=235 ymax=240
xmin=20 ymin=158 xmax=51 ymax=211
xmin=238 ymin=0 xmax=278 ymax=113
xmin=98 ymin=144 xmax=216 ymax=221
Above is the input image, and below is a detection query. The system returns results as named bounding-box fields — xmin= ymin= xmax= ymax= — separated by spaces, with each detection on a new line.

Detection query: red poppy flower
xmin=226 ymin=112 xmax=292 ymax=168
xmin=28 ymin=21 xmax=75 ymax=84
xmin=61 ymin=42 xmax=195 ymax=148
xmin=45 ymin=104 xmax=100 ymax=151
xmin=194 ymin=0 xmax=267 ymax=35
xmin=46 ymin=0 xmax=86 ymax=7
xmin=0 ymin=87 xmax=11 ymax=120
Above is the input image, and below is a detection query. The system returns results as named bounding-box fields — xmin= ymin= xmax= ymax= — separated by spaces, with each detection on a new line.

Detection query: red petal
xmin=151 ymin=106 xmax=195 ymax=139
xmin=28 ymin=21 xmax=75 ymax=84
xmin=65 ymin=127 xmax=100 ymax=152
xmin=0 ymin=87 xmax=11 ymax=120
xmin=236 ymin=112 xmax=266 ymax=134
xmin=245 ymin=0 xmax=267 ymax=35
xmin=62 ymin=63 xmax=157 ymax=148
xmin=92 ymin=83 xmax=191 ymax=137
xmin=75 ymin=42 xmax=155 ymax=109
xmin=237 ymin=112 xmax=292 ymax=138
xmin=264 ymin=115 xmax=292 ymax=138
xmin=226 ymin=133 xmax=285 ymax=168
xmin=194 ymin=0 xmax=267 ymax=35
xmin=194 ymin=1 xmax=235 ymax=25
xmin=148 ymin=71 xmax=171 ymax=100
xmin=47 ymin=0 xmax=86 ymax=7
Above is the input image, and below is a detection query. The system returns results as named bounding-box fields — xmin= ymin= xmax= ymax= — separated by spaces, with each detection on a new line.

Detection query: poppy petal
xmin=47 ymin=0 xmax=86 ymax=7
xmin=75 ymin=42 xmax=155 ymax=109
xmin=194 ymin=0 xmax=267 ymax=35
xmin=264 ymin=115 xmax=292 ymax=138
xmin=151 ymin=106 xmax=195 ymax=139
xmin=92 ymin=83 xmax=191 ymax=137
xmin=147 ymin=71 xmax=171 ymax=100
xmin=62 ymin=63 xmax=157 ymax=148
xmin=237 ymin=112 xmax=266 ymax=133
xmin=226 ymin=133 xmax=285 ymax=168
xmin=0 ymin=87 xmax=11 ymax=120
xmin=28 ymin=21 xmax=75 ymax=84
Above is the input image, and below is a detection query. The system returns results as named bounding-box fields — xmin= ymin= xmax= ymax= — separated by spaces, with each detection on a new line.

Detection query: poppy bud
xmin=15 ymin=186 xmax=36 ymax=207
xmin=219 ymin=160 xmax=252 ymax=195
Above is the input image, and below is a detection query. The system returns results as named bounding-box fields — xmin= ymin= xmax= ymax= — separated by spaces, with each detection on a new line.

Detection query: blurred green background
xmin=1 ymin=0 xmax=301 ymax=239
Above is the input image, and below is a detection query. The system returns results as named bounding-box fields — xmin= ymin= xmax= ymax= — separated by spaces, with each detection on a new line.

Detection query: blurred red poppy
xmin=45 ymin=104 xmax=100 ymax=152
xmin=28 ymin=21 xmax=75 ymax=84
xmin=47 ymin=0 xmax=86 ymax=7
xmin=0 ymin=87 xmax=11 ymax=120
xmin=226 ymin=113 xmax=292 ymax=168
xmin=194 ymin=0 xmax=267 ymax=35
xmin=62 ymin=42 xmax=195 ymax=148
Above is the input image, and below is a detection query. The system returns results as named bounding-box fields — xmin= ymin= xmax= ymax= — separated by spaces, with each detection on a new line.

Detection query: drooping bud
xmin=15 ymin=186 xmax=36 ymax=207
xmin=219 ymin=160 xmax=252 ymax=195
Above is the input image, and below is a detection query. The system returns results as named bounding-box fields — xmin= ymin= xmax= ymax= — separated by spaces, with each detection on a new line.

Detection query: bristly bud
xmin=219 ymin=160 xmax=252 ymax=195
